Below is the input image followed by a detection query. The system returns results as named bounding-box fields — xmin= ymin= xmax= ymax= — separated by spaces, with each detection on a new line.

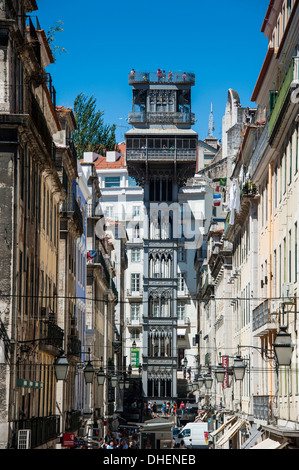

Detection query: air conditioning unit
xmin=282 ymin=283 xmax=294 ymax=299
xmin=18 ymin=429 xmax=31 ymax=449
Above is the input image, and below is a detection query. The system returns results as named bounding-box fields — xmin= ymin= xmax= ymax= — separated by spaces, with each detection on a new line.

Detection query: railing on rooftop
xmin=129 ymin=71 xmax=195 ymax=85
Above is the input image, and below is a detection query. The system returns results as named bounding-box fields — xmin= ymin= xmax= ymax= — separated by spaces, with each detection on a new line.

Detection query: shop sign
xmin=63 ymin=433 xmax=75 ymax=447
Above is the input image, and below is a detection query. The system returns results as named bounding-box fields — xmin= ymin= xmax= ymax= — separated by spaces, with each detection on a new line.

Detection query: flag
xmin=220 ymin=177 xmax=227 ymax=187
xmin=213 ymin=193 xmax=221 ymax=207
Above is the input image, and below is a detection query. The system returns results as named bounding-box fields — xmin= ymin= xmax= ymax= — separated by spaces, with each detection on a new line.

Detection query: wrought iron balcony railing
xmin=39 ymin=319 xmax=64 ymax=350
xmin=14 ymin=415 xmax=60 ymax=449
xmin=61 ymin=194 xmax=83 ymax=235
xmin=253 ymin=395 xmax=275 ymax=422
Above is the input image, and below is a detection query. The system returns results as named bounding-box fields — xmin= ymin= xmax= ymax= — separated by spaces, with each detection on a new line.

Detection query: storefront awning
xmin=250 ymin=438 xmax=286 ymax=449
xmin=209 ymin=416 xmax=236 ymax=438
xmin=216 ymin=419 xmax=247 ymax=447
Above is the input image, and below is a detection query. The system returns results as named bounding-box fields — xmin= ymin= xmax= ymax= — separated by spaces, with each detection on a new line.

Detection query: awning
xmin=216 ymin=419 xmax=247 ymax=447
xmin=209 ymin=416 xmax=236 ymax=438
xmin=241 ymin=429 xmax=264 ymax=449
xmin=250 ymin=438 xmax=286 ymax=449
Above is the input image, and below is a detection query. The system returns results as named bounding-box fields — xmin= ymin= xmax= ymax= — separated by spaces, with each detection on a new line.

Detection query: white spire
xmin=208 ymin=102 xmax=215 ymax=137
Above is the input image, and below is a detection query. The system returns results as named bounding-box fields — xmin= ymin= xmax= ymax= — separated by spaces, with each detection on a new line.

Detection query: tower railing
xmin=126 ymin=148 xmax=197 ymax=161
xmin=129 ymin=71 xmax=195 ymax=85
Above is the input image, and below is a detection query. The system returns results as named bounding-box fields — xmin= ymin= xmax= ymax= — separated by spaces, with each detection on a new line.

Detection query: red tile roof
xmin=93 ymin=154 xmax=126 ymax=170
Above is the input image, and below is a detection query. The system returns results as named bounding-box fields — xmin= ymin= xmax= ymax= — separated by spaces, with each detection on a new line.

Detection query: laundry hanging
xmin=229 ymin=179 xmax=240 ymax=225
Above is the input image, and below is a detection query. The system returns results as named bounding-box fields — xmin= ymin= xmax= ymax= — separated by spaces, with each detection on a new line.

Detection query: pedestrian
xmin=162 ymin=70 xmax=166 ymax=82
xmin=152 ymin=401 xmax=157 ymax=417
xmin=180 ymin=439 xmax=186 ymax=449
xmin=173 ymin=401 xmax=177 ymax=415
xmin=168 ymin=71 xmax=172 ymax=82
xmin=122 ymin=439 xmax=128 ymax=449
xmin=107 ymin=440 xmax=114 ymax=449
xmin=161 ymin=401 xmax=166 ymax=416
xmin=157 ymin=68 xmax=162 ymax=82
xmin=186 ymin=400 xmax=191 ymax=413
xmin=182 ymin=72 xmax=186 ymax=81
xmin=130 ymin=68 xmax=135 ymax=79
xmin=180 ymin=401 xmax=185 ymax=415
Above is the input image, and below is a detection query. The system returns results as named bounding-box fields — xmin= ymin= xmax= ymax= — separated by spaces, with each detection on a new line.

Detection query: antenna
xmin=208 ymin=102 xmax=215 ymax=137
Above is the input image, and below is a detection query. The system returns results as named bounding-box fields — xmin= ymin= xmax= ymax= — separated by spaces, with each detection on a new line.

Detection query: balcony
xmin=126 ymin=289 xmax=143 ymax=300
xmin=66 ymin=138 xmax=78 ymax=169
xmin=268 ymin=57 xmax=299 ymax=142
xmin=252 ymin=299 xmax=277 ymax=336
xmin=253 ymin=395 xmax=275 ymax=422
xmin=128 ymin=111 xmax=195 ymax=125
xmin=143 ymin=356 xmax=178 ymax=367
xmin=39 ymin=319 xmax=64 ymax=352
xmin=127 ymin=317 xmax=142 ymax=327
xmin=15 ymin=415 xmax=60 ymax=449
xmin=126 ymin=148 xmax=197 ymax=162
xmin=86 ymin=202 xmax=103 ymax=219
xmin=128 ymin=71 xmax=195 ymax=86
xmin=61 ymin=194 xmax=83 ymax=236
xmin=67 ymin=334 xmax=82 ymax=358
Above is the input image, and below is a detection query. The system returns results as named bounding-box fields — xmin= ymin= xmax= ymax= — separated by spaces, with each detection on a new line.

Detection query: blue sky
xmin=36 ymin=0 xmax=270 ymax=143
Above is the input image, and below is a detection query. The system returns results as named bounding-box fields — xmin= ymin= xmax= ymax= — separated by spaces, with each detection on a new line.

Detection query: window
xmin=105 ymin=176 xmax=120 ymax=188
xmin=131 ymin=273 xmax=140 ymax=292
xmin=177 ymin=272 xmax=185 ymax=292
xmin=131 ymin=304 xmax=140 ymax=321
xmin=131 ymin=248 xmax=141 ymax=262
xmin=129 ymin=176 xmax=138 ymax=187
xmin=105 ymin=206 xmax=114 ymax=218
xmin=133 ymin=206 xmax=140 ymax=218
xmin=130 ymin=329 xmax=140 ymax=340
xmin=134 ymin=223 xmax=140 ymax=239
xmin=177 ymin=302 xmax=185 ymax=320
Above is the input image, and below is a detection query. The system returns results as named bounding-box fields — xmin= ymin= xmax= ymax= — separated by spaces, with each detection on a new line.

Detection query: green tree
xmin=73 ymin=93 xmax=117 ymax=158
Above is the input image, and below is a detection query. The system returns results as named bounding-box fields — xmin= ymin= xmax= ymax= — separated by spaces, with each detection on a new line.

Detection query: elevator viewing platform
xmin=126 ymin=69 xmax=198 ymax=182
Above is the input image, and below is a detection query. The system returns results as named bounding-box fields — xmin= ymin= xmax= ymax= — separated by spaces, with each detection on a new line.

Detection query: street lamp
xmin=204 ymin=374 xmax=213 ymax=390
xmin=273 ymin=326 xmax=294 ymax=366
xmin=54 ymin=350 xmax=69 ymax=381
xmin=214 ymin=363 xmax=226 ymax=384
xmin=97 ymin=367 xmax=105 ymax=386
xmin=110 ymin=375 xmax=118 ymax=388
xmin=84 ymin=360 xmax=95 ymax=384
xmin=233 ymin=355 xmax=246 ymax=381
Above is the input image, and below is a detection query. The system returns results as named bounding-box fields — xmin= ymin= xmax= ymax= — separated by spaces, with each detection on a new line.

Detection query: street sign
xmin=62 ymin=433 xmax=75 ymax=447
xmin=131 ymin=349 xmax=139 ymax=367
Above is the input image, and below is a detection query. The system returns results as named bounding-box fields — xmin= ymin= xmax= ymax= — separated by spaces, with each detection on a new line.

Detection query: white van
xmin=177 ymin=422 xmax=209 ymax=449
